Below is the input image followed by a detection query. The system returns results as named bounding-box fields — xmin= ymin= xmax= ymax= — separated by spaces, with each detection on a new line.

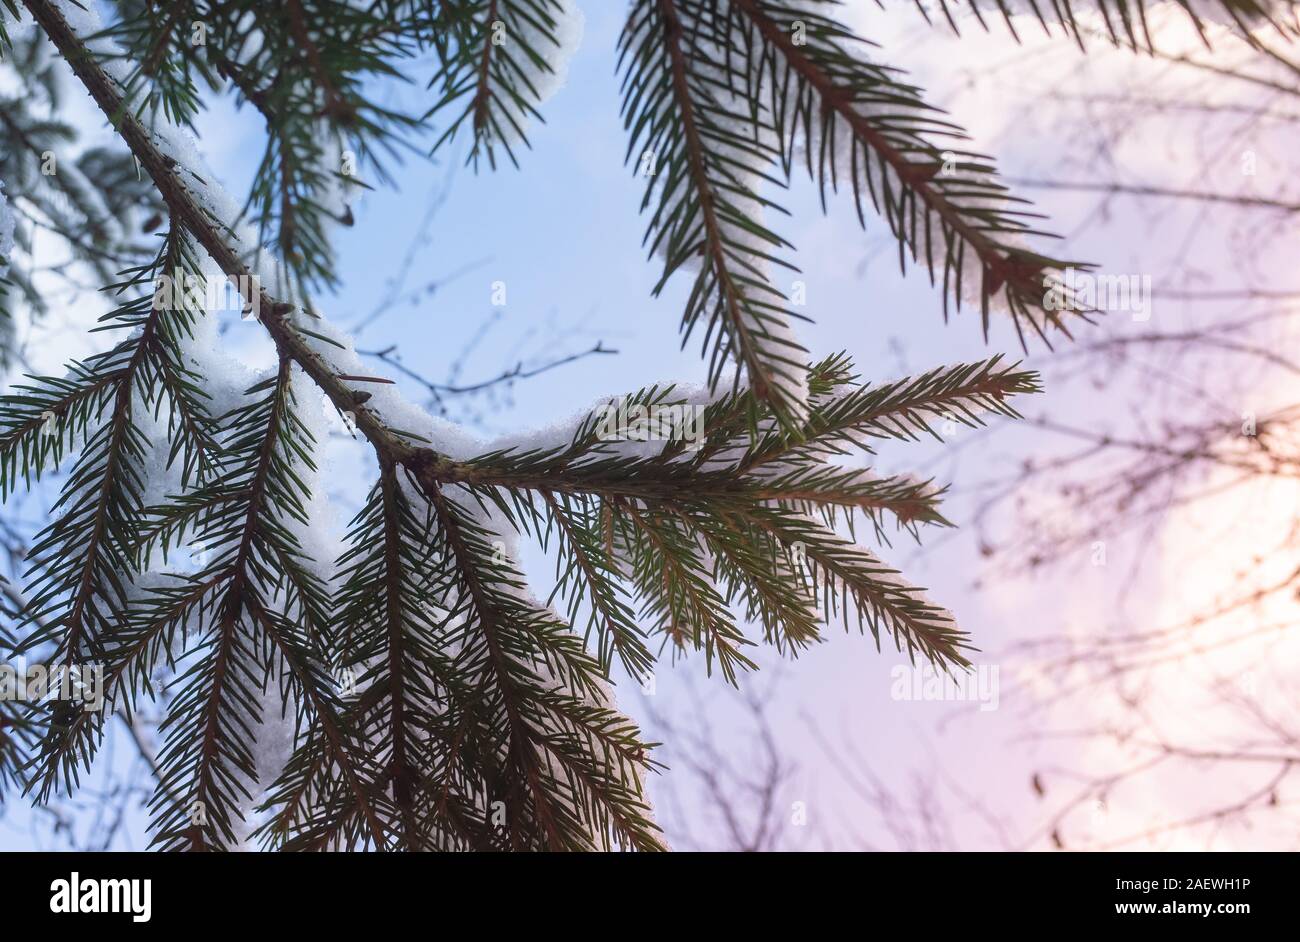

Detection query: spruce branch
xmin=8 ymin=0 xmax=1058 ymax=852
xmin=541 ymin=489 xmax=654 ymax=679
xmin=145 ymin=356 xmax=339 ymax=850
xmin=148 ymin=361 xmax=294 ymax=851
xmin=428 ymin=482 xmax=662 ymax=850
xmin=620 ymin=0 xmax=811 ymax=421
xmin=0 ymin=578 xmax=41 ymax=795
xmin=729 ymin=0 xmax=1090 ymax=345
xmin=18 ymin=3 xmax=666 ymax=850
xmin=91 ymin=0 xmax=419 ymax=292
xmin=11 ymin=228 xmax=216 ymax=804
xmin=248 ymin=585 xmax=390 ymax=852
xmin=620 ymin=497 xmax=759 ymax=682
xmin=298 ymin=461 xmax=461 ymax=850
xmin=737 ymin=355 xmax=1040 ymax=469
xmin=427 ymin=0 xmax=574 ymax=169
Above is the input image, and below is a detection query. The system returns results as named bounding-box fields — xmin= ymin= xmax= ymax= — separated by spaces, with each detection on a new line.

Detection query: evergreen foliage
xmin=0 ymin=0 xmax=1284 ymax=849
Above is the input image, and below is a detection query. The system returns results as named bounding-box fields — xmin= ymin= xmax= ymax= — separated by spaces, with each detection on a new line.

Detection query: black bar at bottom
xmin=0 ymin=850 xmax=1288 ymax=930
